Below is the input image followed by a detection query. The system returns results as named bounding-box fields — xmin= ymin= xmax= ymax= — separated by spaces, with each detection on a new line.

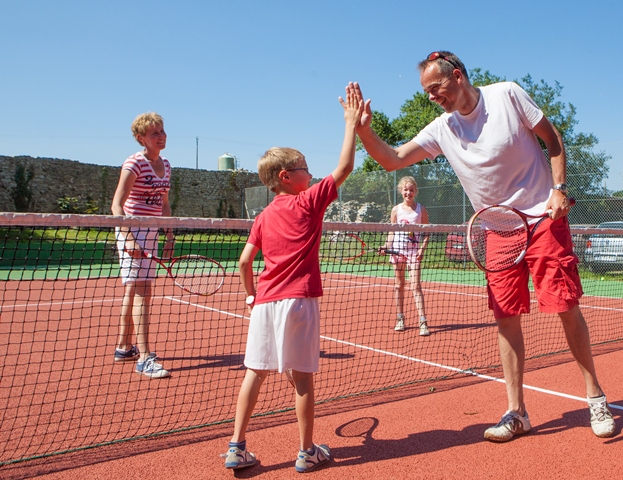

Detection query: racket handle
xmin=545 ymin=197 xmax=576 ymax=217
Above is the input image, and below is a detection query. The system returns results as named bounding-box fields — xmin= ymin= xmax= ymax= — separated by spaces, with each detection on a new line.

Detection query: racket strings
xmin=322 ymin=233 xmax=365 ymax=260
xmin=469 ymin=207 xmax=529 ymax=271
xmin=170 ymin=257 xmax=224 ymax=295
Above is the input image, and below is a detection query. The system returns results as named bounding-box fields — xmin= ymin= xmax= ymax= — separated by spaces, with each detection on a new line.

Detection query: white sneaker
xmin=295 ymin=444 xmax=330 ymax=473
xmin=224 ymin=446 xmax=257 ymax=469
xmin=419 ymin=321 xmax=430 ymax=336
xmin=394 ymin=317 xmax=405 ymax=331
xmin=135 ymin=353 xmax=170 ymax=378
xmin=484 ymin=410 xmax=531 ymax=442
xmin=588 ymin=395 xmax=615 ymax=438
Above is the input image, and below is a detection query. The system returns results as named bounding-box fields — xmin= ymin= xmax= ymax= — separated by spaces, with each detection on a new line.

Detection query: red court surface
xmin=4 ymin=346 xmax=622 ymax=480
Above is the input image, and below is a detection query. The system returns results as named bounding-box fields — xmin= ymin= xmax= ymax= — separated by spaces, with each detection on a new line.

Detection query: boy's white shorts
xmin=244 ymin=297 xmax=320 ymax=373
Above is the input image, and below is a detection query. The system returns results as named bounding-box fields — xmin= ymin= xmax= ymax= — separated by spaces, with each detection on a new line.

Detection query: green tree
xmin=358 ymin=111 xmax=400 ymax=172
xmin=517 ymin=73 xmax=608 ymax=197
xmin=355 ymin=67 xmax=609 ymax=199
xmin=11 ymin=163 xmax=35 ymax=212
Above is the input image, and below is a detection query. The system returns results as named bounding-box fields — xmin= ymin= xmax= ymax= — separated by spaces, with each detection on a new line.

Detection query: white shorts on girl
xmin=390 ymin=250 xmax=421 ymax=269
xmin=244 ymin=297 xmax=320 ymax=373
xmin=115 ymin=227 xmax=158 ymax=284
xmin=390 ymin=235 xmax=421 ymax=269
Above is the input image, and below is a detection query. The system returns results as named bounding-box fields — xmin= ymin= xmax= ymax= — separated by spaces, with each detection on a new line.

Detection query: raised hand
xmin=339 ymin=82 xmax=364 ymax=126
xmin=346 ymin=82 xmax=372 ymax=132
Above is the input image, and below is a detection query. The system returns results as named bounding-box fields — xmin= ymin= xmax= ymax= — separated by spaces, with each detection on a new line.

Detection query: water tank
xmin=218 ymin=153 xmax=236 ymax=170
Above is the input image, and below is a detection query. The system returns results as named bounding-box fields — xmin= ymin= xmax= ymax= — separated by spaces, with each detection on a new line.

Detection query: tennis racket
xmin=321 ymin=232 xmax=366 ymax=260
xmin=125 ymin=247 xmax=225 ymax=295
xmin=467 ymin=198 xmax=575 ymax=273
xmin=321 ymin=232 xmax=401 ymax=261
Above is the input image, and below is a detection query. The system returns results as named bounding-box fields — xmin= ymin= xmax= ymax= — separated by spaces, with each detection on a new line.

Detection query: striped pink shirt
xmin=122 ymin=152 xmax=171 ymax=216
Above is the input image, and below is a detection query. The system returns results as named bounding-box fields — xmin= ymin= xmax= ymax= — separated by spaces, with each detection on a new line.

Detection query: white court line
xmin=322 ymin=334 xmax=623 ymax=411
xmin=0 ymin=297 xmax=118 ymax=310
xmin=166 ymin=296 xmax=247 ymax=320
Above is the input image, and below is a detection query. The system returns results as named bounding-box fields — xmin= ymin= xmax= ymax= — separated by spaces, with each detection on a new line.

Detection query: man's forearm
xmin=357 ymin=126 xmax=403 ymax=172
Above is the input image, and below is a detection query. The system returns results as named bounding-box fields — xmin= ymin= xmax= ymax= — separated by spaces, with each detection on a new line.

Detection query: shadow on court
xmin=225 ymin=406 xmax=623 ymax=478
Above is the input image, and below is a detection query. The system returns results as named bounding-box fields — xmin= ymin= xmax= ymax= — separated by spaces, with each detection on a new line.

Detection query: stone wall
xmin=0 ymin=155 xmax=263 ymax=218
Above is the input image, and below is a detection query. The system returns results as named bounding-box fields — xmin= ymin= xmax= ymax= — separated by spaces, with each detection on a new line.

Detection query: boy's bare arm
xmin=239 ymin=243 xmax=259 ymax=304
xmin=332 ymin=82 xmax=364 ymax=187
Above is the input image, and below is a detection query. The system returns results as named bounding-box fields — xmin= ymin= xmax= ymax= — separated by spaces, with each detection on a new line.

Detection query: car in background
xmin=445 ymin=227 xmax=470 ymax=262
xmin=583 ymin=221 xmax=623 ymax=273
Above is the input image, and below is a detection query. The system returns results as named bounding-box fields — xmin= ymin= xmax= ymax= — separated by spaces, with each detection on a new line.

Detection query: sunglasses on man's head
xmin=427 ymin=52 xmax=460 ymax=71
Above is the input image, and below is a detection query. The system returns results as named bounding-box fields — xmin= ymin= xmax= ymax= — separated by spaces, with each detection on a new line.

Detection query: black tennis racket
xmin=126 ymin=248 xmax=225 ymax=295
xmin=467 ymin=198 xmax=575 ymax=273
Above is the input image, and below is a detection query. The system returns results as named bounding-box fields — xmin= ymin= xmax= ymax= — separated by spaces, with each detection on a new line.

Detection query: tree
xmin=355 ymin=67 xmax=609 ymax=198
xmin=471 ymin=69 xmax=609 ymax=197
xmin=358 ymin=110 xmax=400 ymax=172
xmin=11 ymin=163 xmax=35 ymax=212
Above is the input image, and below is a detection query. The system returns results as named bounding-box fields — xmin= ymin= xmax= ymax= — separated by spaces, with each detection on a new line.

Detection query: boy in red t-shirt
xmin=223 ymin=83 xmax=363 ymax=473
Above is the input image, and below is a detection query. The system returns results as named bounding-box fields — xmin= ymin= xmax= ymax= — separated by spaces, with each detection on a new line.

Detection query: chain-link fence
xmin=245 ymin=145 xmax=622 ymax=226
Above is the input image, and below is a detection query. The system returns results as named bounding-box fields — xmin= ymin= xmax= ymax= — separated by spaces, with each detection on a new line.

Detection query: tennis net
xmin=1 ymin=213 xmax=622 ymax=465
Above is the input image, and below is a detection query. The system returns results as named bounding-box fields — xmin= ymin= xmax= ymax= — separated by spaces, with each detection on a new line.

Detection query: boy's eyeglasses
xmin=427 ymin=51 xmax=460 ymax=71
xmin=286 ymin=167 xmax=310 ymax=173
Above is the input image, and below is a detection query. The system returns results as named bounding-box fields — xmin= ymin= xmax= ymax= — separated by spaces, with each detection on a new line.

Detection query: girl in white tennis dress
xmin=382 ymin=176 xmax=430 ymax=335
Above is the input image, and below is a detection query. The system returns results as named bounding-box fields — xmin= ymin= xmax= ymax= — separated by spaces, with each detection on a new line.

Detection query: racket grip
xmin=546 ymin=197 xmax=575 ymax=216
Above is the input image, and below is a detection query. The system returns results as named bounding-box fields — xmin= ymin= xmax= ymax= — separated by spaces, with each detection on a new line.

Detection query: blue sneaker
xmin=224 ymin=446 xmax=257 ymax=469
xmin=114 ymin=345 xmax=139 ymax=362
xmin=135 ymin=353 xmax=170 ymax=378
xmin=295 ymin=444 xmax=330 ymax=473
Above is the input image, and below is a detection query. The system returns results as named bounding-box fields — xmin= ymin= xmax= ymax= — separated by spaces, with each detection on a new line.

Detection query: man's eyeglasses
xmin=423 ymin=77 xmax=450 ymax=96
xmin=286 ymin=167 xmax=310 ymax=173
xmin=427 ymin=52 xmax=460 ymax=71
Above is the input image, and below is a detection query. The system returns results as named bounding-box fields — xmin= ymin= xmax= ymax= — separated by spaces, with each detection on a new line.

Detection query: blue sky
xmin=2 ymin=0 xmax=623 ymax=190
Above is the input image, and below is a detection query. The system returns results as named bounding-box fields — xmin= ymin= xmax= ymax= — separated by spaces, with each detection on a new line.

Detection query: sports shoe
xmin=484 ymin=410 xmax=531 ymax=442
xmin=136 ymin=353 xmax=170 ymax=378
xmin=295 ymin=444 xmax=330 ymax=473
xmin=394 ymin=315 xmax=405 ymax=332
xmin=224 ymin=446 xmax=257 ymax=469
xmin=419 ymin=321 xmax=430 ymax=336
xmin=114 ymin=345 xmax=139 ymax=362
xmin=588 ymin=395 xmax=615 ymax=438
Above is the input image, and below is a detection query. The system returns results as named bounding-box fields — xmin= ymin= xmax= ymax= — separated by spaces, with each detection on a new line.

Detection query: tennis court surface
xmin=1 ymin=213 xmax=622 ymax=479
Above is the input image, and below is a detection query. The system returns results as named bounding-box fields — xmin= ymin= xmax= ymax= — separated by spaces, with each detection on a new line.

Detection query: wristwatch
xmin=552 ymin=183 xmax=568 ymax=195
xmin=245 ymin=295 xmax=255 ymax=306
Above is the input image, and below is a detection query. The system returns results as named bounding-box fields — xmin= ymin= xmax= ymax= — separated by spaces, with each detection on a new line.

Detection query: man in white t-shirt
xmin=353 ymin=51 xmax=615 ymax=441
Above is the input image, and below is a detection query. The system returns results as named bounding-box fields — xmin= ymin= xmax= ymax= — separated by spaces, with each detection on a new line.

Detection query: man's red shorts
xmin=486 ymin=216 xmax=583 ymax=319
